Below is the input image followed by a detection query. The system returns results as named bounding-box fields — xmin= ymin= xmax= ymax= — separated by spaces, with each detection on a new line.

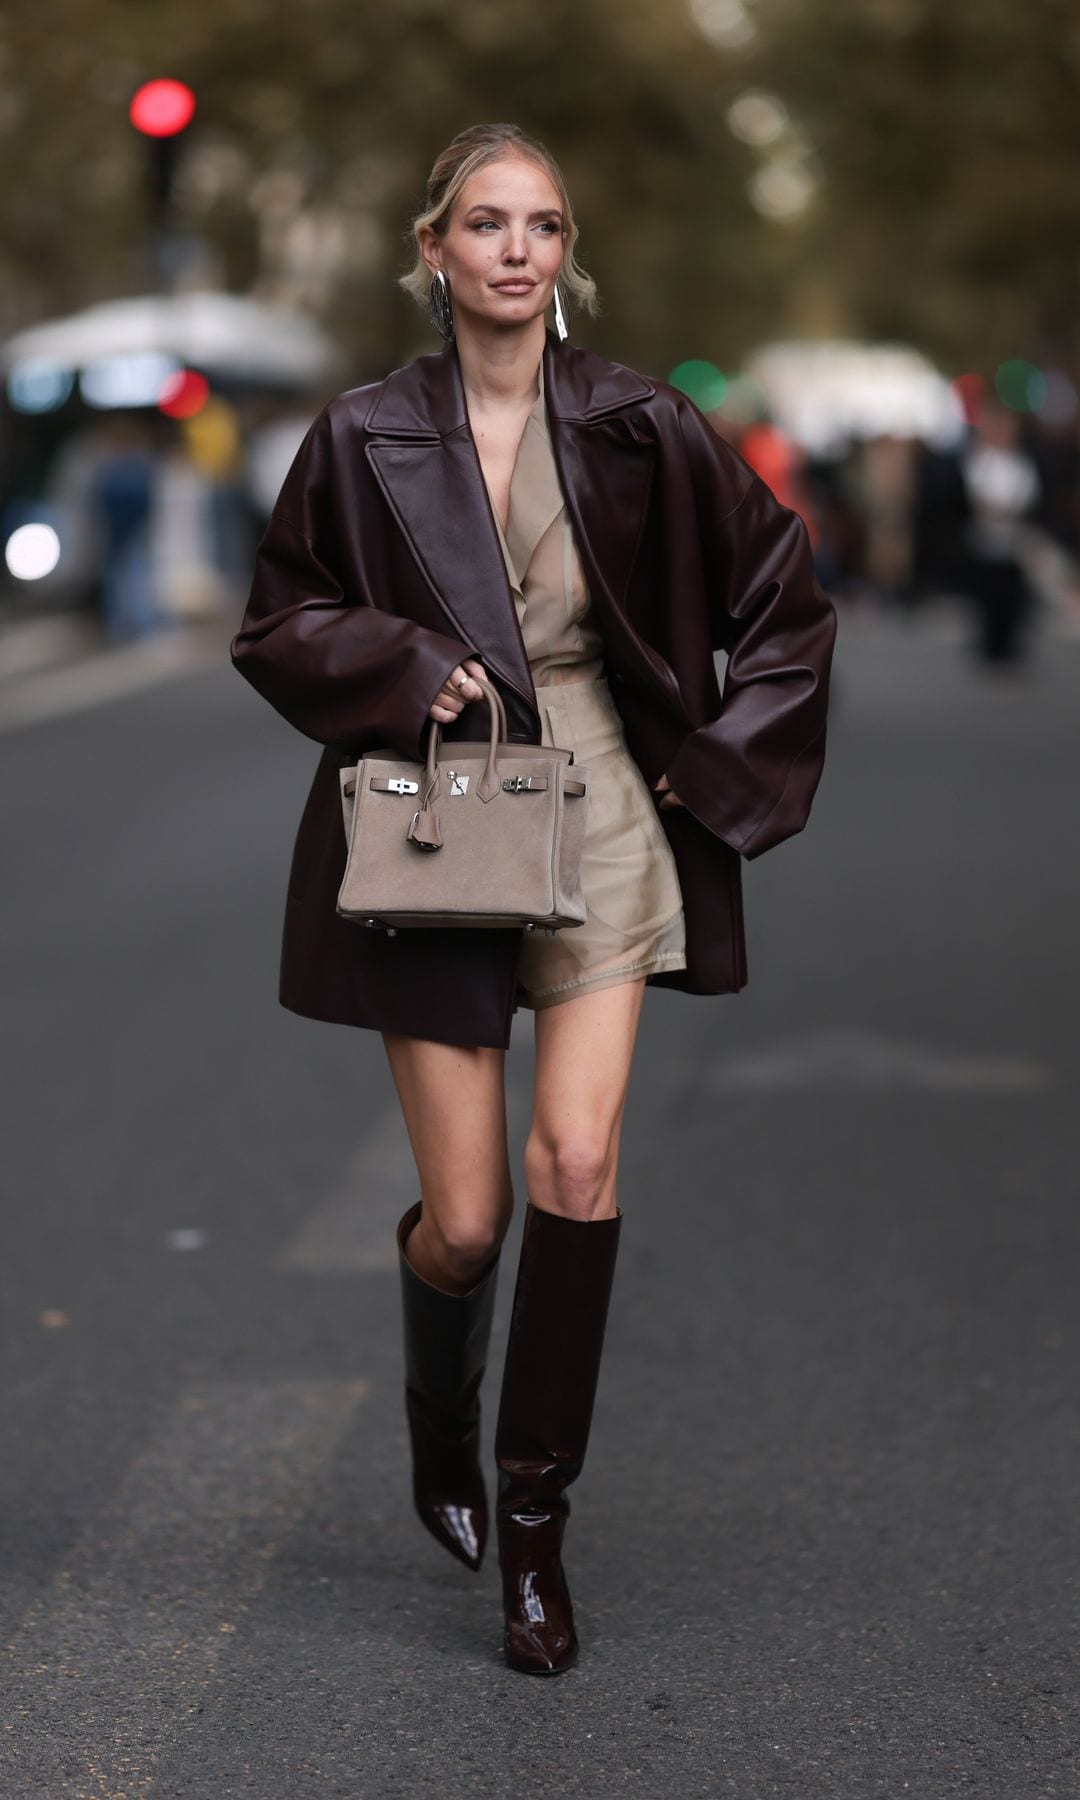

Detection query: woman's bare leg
xmin=525 ymin=978 xmax=647 ymax=1220
xmin=381 ymin=1033 xmax=515 ymax=1292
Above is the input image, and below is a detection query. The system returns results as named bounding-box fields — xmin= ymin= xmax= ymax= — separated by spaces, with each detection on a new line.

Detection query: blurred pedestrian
xmin=232 ymin=123 xmax=837 ymax=1676
xmin=910 ymin=438 xmax=968 ymax=603
xmin=89 ymin=415 xmax=163 ymax=645
xmin=848 ymin=432 xmax=917 ymax=605
xmin=956 ymin=403 xmax=1041 ymax=670
xmin=739 ymin=415 xmax=816 ymax=534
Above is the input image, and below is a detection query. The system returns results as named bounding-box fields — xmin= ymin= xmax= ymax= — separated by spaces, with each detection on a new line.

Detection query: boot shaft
xmin=398 ymin=1201 xmax=500 ymax=1415
xmin=495 ymin=1202 xmax=622 ymax=1501
xmin=397 ymin=1200 xmax=500 ymax=1573
xmin=493 ymin=1201 xmax=622 ymax=1675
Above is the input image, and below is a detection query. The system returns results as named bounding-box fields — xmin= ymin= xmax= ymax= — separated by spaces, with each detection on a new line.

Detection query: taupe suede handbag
xmin=336 ymin=676 xmax=591 ymax=935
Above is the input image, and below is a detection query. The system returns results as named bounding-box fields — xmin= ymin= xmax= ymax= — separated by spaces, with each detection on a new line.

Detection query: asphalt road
xmin=2 ymin=601 xmax=1078 ymax=1798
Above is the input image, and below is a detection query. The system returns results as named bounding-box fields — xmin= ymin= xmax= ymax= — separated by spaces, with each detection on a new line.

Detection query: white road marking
xmin=279 ymin=1058 xmax=533 ymax=1275
xmin=710 ymin=1028 xmax=1048 ymax=1092
xmin=0 ymin=628 xmax=225 ymax=731
xmin=3 ymin=1377 xmax=368 ymax=1796
xmin=277 ymin=1111 xmax=425 ymax=1275
xmin=0 ymin=612 xmax=99 ymax=678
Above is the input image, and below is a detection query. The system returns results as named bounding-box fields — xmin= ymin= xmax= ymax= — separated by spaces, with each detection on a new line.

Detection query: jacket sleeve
xmin=664 ymin=403 xmax=839 ymax=860
xmin=230 ymin=407 xmax=478 ymax=760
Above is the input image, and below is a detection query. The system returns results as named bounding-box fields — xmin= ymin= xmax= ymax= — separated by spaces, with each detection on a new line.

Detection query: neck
xmin=453 ymin=315 xmax=548 ymax=410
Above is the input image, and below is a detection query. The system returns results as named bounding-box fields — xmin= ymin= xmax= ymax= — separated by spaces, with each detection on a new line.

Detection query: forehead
xmin=455 ymin=152 xmax=563 ymax=214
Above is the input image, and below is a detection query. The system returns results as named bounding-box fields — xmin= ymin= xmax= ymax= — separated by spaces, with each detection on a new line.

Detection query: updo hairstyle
xmin=399 ymin=122 xmax=599 ymax=319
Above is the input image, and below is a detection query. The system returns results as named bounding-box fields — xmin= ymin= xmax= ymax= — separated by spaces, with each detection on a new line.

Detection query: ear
xmin=417 ymin=225 xmax=442 ymax=278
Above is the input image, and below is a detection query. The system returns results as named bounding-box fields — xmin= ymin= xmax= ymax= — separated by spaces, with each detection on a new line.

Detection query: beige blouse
xmin=487 ymin=360 xmax=605 ymax=687
xmin=480 ymin=360 xmax=688 ymax=1006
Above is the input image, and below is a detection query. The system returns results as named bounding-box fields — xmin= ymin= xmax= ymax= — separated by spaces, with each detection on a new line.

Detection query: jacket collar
xmin=364 ymin=329 xmax=654 ymax=439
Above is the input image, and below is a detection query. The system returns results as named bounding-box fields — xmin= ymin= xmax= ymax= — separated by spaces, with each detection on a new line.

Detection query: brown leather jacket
xmin=231 ymin=329 xmax=838 ymax=1049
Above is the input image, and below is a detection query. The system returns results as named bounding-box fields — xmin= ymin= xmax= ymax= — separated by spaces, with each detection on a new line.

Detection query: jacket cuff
xmin=665 ymin=719 xmax=829 ymax=861
xmin=663 ymin=725 xmax=774 ymax=858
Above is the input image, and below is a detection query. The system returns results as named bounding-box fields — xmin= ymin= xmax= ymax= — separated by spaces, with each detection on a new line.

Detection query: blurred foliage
xmin=758 ymin=0 xmax=1080 ymax=374
xmin=1 ymin=0 xmax=1078 ymax=383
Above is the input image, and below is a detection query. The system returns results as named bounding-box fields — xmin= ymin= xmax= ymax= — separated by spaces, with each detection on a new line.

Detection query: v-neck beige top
xmin=481 ymin=360 xmax=687 ymax=1007
xmin=487 ymin=362 xmax=606 ymax=688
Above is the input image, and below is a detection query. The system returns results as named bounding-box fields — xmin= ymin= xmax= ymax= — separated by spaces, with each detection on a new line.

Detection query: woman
xmin=231 ymin=123 xmax=837 ymax=1676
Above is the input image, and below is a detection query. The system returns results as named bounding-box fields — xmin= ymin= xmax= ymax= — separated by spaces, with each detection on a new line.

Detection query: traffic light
xmin=129 ymin=79 xmax=196 ymax=223
xmin=129 ymin=79 xmax=196 ymax=138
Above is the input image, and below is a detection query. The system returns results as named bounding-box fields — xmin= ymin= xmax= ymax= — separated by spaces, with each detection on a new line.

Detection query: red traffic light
xmin=129 ymin=79 xmax=196 ymax=139
xmin=159 ymin=370 xmax=210 ymax=419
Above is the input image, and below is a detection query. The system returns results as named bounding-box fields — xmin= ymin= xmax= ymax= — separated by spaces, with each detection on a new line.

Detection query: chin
xmin=472 ymin=304 xmax=549 ymax=333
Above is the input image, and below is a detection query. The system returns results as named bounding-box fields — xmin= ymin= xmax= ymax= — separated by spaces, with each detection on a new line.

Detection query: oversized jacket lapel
xmin=363 ymin=331 xmax=658 ymax=738
xmin=543 ymin=337 xmax=663 ymax=689
xmin=364 ymin=342 xmax=540 ymax=737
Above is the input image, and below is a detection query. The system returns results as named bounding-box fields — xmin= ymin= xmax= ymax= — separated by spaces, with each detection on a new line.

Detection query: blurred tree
xmin=0 ymin=0 xmax=1076 ymax=386
xmin=0 ymin=0 xmax=764 ymax=383
xmin=749 ymin=0 xmax=1080 ymax=375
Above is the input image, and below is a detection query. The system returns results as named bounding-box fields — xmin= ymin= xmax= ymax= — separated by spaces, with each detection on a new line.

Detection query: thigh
xmin=381 ymin=1033 xmax=514 ymax=1235
xmin=529 ymin=979 xmax=647 ymax=1206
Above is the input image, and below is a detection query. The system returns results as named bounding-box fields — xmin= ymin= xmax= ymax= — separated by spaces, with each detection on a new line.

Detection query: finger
xmin=450 ymin=662 xmax=485 ymax=700
xmin=435 ymin=666 xmax=475 ymax=706
xmin=429 ymin=701 xmax=459 ymax=722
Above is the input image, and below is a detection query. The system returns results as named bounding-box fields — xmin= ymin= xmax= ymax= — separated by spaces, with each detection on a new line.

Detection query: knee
xmin=423 ymin=1205 xmax=507 ymax=1286
xmin=523 ymin=1131 xmax=615 ymax=1221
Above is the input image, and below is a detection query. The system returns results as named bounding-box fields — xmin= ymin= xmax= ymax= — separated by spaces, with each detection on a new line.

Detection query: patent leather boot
xmin=397 ymin=1201 xmax=500 ymax=1572
xmin=494 ymin=1201 xmax=622 ymax=1674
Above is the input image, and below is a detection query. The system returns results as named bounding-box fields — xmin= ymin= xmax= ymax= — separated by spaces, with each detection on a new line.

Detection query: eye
xmin=535 ymin=221 xmax=560 ymax=235
xmin=471 ymin=219 xmax=499 ymax=231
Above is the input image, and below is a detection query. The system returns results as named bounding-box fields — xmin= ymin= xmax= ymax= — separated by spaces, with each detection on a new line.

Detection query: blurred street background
xmin=2 ymin=3 xmax=1079 ymax=1795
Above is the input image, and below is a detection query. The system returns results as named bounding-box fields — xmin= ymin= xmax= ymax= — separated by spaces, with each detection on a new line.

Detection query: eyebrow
xmin=463 ymin=203 xmax=563 ymax=221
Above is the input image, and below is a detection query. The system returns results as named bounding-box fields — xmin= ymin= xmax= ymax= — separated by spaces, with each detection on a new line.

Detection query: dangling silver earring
xmin=429 ymin=269 xmax=454 ymax=342
xmin=553 ymin=279 xmax=570 ymax=344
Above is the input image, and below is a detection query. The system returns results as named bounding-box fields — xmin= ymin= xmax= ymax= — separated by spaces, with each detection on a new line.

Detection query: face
xmin=420 ymin=152 xmax=567 ymax=334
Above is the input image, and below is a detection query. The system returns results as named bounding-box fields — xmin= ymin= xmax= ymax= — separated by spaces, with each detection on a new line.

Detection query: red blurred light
xmin=159 ymin=370 xmax=209 ymax=419
xmin=129 ymin=79 xmax=196 ymax=138
xmin=951 ymin=373 xmax=985 ymax=427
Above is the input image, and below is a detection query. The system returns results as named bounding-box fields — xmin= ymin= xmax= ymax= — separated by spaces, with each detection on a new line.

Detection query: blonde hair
xmin=399 ymin=123 xmax=599 ymax=320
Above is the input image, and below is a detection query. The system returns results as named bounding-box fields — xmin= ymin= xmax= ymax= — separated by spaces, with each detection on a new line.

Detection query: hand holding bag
xmin=336 ymin=675 xmax=591 ymax=934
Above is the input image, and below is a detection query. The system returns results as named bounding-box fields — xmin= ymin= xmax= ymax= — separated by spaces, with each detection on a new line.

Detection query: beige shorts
xmin=513 ymin=676 xmax=687 ymax=1011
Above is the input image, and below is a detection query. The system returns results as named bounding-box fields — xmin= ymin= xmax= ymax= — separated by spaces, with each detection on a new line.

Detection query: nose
xmin=503 ymin=234 xmax=528 ymax=265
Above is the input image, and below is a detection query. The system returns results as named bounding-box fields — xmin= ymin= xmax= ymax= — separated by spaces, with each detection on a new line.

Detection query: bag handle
xmin=408 ymin=673 xmax=507 ymax=849
xmin=425 ymin=674 xmax=506 ymax=801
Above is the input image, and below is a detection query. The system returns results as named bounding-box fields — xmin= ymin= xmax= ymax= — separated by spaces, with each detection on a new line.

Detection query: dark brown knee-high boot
xmin=397 ymin=1201 xmax=500 ymax=1572
xmin=494 ymin=1200 xmax=622 ymax=1674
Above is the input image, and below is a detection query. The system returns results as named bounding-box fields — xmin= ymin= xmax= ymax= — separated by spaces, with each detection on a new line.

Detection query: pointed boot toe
xmin=416 ymin=1493 xmax=488 ymax=1571
xmin=500 ymin=1512 xmax=579 ymax=1674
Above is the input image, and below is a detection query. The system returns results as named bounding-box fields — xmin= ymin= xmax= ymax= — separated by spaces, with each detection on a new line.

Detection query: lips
xmin=491 ymin=280 xmax=537 ymax=292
